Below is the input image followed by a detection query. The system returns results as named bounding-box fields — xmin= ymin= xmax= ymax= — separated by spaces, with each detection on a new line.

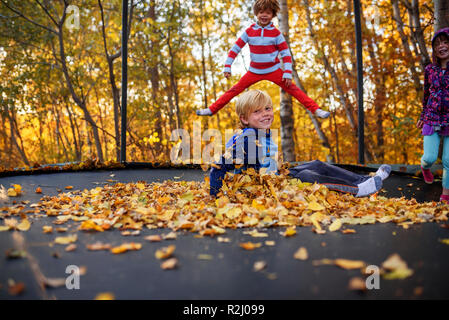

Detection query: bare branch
xmin=0 ymin=0 xmax=58 ymax=34
xmin=34 ymin=0 xmax=58 ymax=26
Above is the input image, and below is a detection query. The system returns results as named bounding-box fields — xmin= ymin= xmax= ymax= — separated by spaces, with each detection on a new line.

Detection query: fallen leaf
xmin=145 ymin=235 xmax=162 ymax=242
xmin=5 ymin=249 xmax=27 ymax=259
xmin=161 ymin=258 xmax=178 ymax=270
xmin=8 ymin=281 xmax=25 ymax=296
xmin=342 ymin=229 xmax=356 ymax=234
xmin=308 ymin=201 xmax=325 ymax=211
xmin=54 ymin=234 xmax=77 ymax=245
xmin=86 ymin=242 xmax=111 ymax=251
xmin=95 ymin=292 xmax=115 ymax=300
xmin=110 ymin=243 xmax=142 ymax=254
xmin=439 ymin=238 xmax=449 ymax=245
xmin=239 ymin=242 xmax=262 ymax=250
xmin=162 ymin=232 xmax=177 ymax=240
xmin=282 ymin=227 xmax=296 ymax=237
xmin=329 ymin=219 xmax=342 ymax=232
xmin=65 ymin=244 xmax=77 ymax=252
xmin=381 ymin=253 xmax=413 ymax=280
xmin=348 ymin=277 xmax=367 ymax=291
xmin=35 ymin=187 xmax=42 ymax=194
xmin=217 ymin=236 xmax=230 ymax=243
xmin=253 ymin=261 xmax=267 ymax=272
xmin=293 ymin=247 xmax=308 ymax=260
xmin=155 ymin=245 xmax=175 ymax=259
xmin=16 ymin=219 xmax=31 ymax=232
xmin=334 ymin=259 xmax=366 ymax=270
xmin=197 ymin=254 xmax=213 ymax=260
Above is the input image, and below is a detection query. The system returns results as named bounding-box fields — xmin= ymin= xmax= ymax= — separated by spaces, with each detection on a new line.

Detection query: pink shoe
xmin=440 ymin=194 xmax=449 ymax=203
xmin=421 ymin=166 xmax=434 ymax=184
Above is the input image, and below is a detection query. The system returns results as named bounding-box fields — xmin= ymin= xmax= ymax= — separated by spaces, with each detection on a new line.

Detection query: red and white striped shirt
xmin=224 ymin=22 xmax=292 ymax=79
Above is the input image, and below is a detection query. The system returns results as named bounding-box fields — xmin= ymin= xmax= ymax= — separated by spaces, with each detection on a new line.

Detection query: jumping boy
xmin=196 ymin=0 xmax=330 ymax=119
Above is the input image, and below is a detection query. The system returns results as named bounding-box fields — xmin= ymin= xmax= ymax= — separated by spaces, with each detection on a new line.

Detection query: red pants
xmin=209 ymin=69 xmax=320 ymax=114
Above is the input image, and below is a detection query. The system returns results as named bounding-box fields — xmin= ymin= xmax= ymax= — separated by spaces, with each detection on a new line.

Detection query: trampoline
xmin=0 ymin=165 xmax=448 ymax=301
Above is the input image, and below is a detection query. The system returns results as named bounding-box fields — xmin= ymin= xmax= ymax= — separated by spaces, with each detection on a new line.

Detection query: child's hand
xmin=416 ymin=120 xmax=423 ymax=128
xmin=224 ymin=72 xmax=231 ymax=79
xmin=283 ymin=78 xmax=292 ymax=87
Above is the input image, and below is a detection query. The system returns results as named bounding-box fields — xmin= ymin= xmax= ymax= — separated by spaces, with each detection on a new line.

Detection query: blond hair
xmin=253 ymin=0 xmax=280 ymax=17
xmin=235 ymin=90 xmax=273 ymax=128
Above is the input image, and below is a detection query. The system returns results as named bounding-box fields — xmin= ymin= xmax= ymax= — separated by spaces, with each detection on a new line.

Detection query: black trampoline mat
xmin=0 ymin=168 xmax=448 ymax=300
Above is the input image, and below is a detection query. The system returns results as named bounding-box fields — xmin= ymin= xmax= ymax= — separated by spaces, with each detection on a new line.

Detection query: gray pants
xmin=288 ymin=160 xmax=370 ymax=194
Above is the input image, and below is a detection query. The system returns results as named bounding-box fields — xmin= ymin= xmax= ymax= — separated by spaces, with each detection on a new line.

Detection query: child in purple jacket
xmin=417 ymin=27 xmax=449 ymax=202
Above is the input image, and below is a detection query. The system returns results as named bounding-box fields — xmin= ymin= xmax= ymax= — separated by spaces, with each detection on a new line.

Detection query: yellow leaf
xmin=0 ymin=226 xmax=11 ymax=232
xmin=383 ymin=268 xmax=414 ymax=280
xmin=225 ymin=207 xmax=242 ymax=219
xmin=7 ymin=188 xmax=17 ymax=197
xmin=54 ymin=234 xmax=78 ymax=245
xmin=329 ymin=219 xmax=342 ymax=232
xmin=155 ymin=245 xmax=176 ymax=259
xmin=334 ymin=259 xmax=366 ymax=270
xmin=283 ymin=227 xmax=296 ymax=237
xmin=251 ymin=199 xmax=266 ymax=211
xmin=308 ymin=201 xmax=324 ymax=211
xmin=293 ymin=247 xmax=308 ymax=260
xmin=95 ymin=292 xmax=115 ymax=300
xmin=79 ymin=220 xmax=104 ymax=232
xmin=110 ymin=243 xmax=142 ymax=254
xmin=17 ymin=219 xmax=31 ymax=232
xmin=439 ymin=238 xmax=449 ymax=245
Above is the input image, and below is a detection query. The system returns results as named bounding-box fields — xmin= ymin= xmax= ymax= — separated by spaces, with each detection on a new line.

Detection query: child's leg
xmin=441 ymin=136 xmax=449 ymax=191
xmin=289 ymin=160 xmax=368 ymax=186
xmin=293 ymin=168 xmax=358 ymax=194
xmin=208 ymin=72 xmax=263 ymax=114
xmin=421 ymin=133 xmax=440 ymax=169
xmin=266 ymin=69 xmax=320 ymax=113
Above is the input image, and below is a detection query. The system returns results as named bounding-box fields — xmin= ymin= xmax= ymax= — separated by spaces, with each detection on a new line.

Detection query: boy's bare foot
xmin=196 ymin=108 xmax=213 ymax=116
xmin=315 ymin=108 xmax=330 ymax=119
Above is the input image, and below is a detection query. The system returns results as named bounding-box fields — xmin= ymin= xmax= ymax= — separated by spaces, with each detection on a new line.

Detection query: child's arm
xmin=276 ymin=33 xmax=293 ymax=81
xmin=223 ymin=30 xmax=249 ymax=76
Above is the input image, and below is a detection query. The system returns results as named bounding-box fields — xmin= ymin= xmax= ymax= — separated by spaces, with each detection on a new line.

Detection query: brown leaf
xmin=86 ymin=242 xmax=111 ymax=251
xmin=348 ymin=277 xmax=367 ymax=291
xmin=8 ymin=281 xmax=25 ymax=296
xmin=239 ymin=242 xmax=262 ymax=250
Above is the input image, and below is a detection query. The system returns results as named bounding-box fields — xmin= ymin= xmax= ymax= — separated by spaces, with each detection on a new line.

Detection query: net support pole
xmin=120 ymin=0 xmax=129 ymax=164
xmin=354 ymin=0 xmax=364 ymax=164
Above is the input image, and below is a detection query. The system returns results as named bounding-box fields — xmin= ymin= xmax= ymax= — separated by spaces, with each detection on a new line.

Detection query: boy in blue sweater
xmin=209 ymin=90 xmax=391 ymax=197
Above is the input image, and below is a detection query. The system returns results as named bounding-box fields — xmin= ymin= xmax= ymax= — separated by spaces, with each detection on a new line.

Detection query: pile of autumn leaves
xmin=2 ymin=167 xmax=449 ymax=237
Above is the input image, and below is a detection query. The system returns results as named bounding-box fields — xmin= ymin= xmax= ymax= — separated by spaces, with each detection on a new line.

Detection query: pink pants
xmin=209 ymin=68 xmax=320 ymax=114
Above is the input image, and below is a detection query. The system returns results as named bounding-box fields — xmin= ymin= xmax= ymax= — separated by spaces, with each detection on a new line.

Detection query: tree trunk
xmin=278 ymin=0 xmax=296 ymax=162
xmin=403 ymin=0 xmax=431 ymax=68
xmin=391 ymin=0 xmax=422 ymax=93
xmin=434 ymin=0 xmax=449 ymax=31
xmin=7 ymin=107 xmax=30 ymax=166
xmin=148 ymin=0 xmax=164 ymax=158
xmin=56 ymin=4 xmax=104 ymax=162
